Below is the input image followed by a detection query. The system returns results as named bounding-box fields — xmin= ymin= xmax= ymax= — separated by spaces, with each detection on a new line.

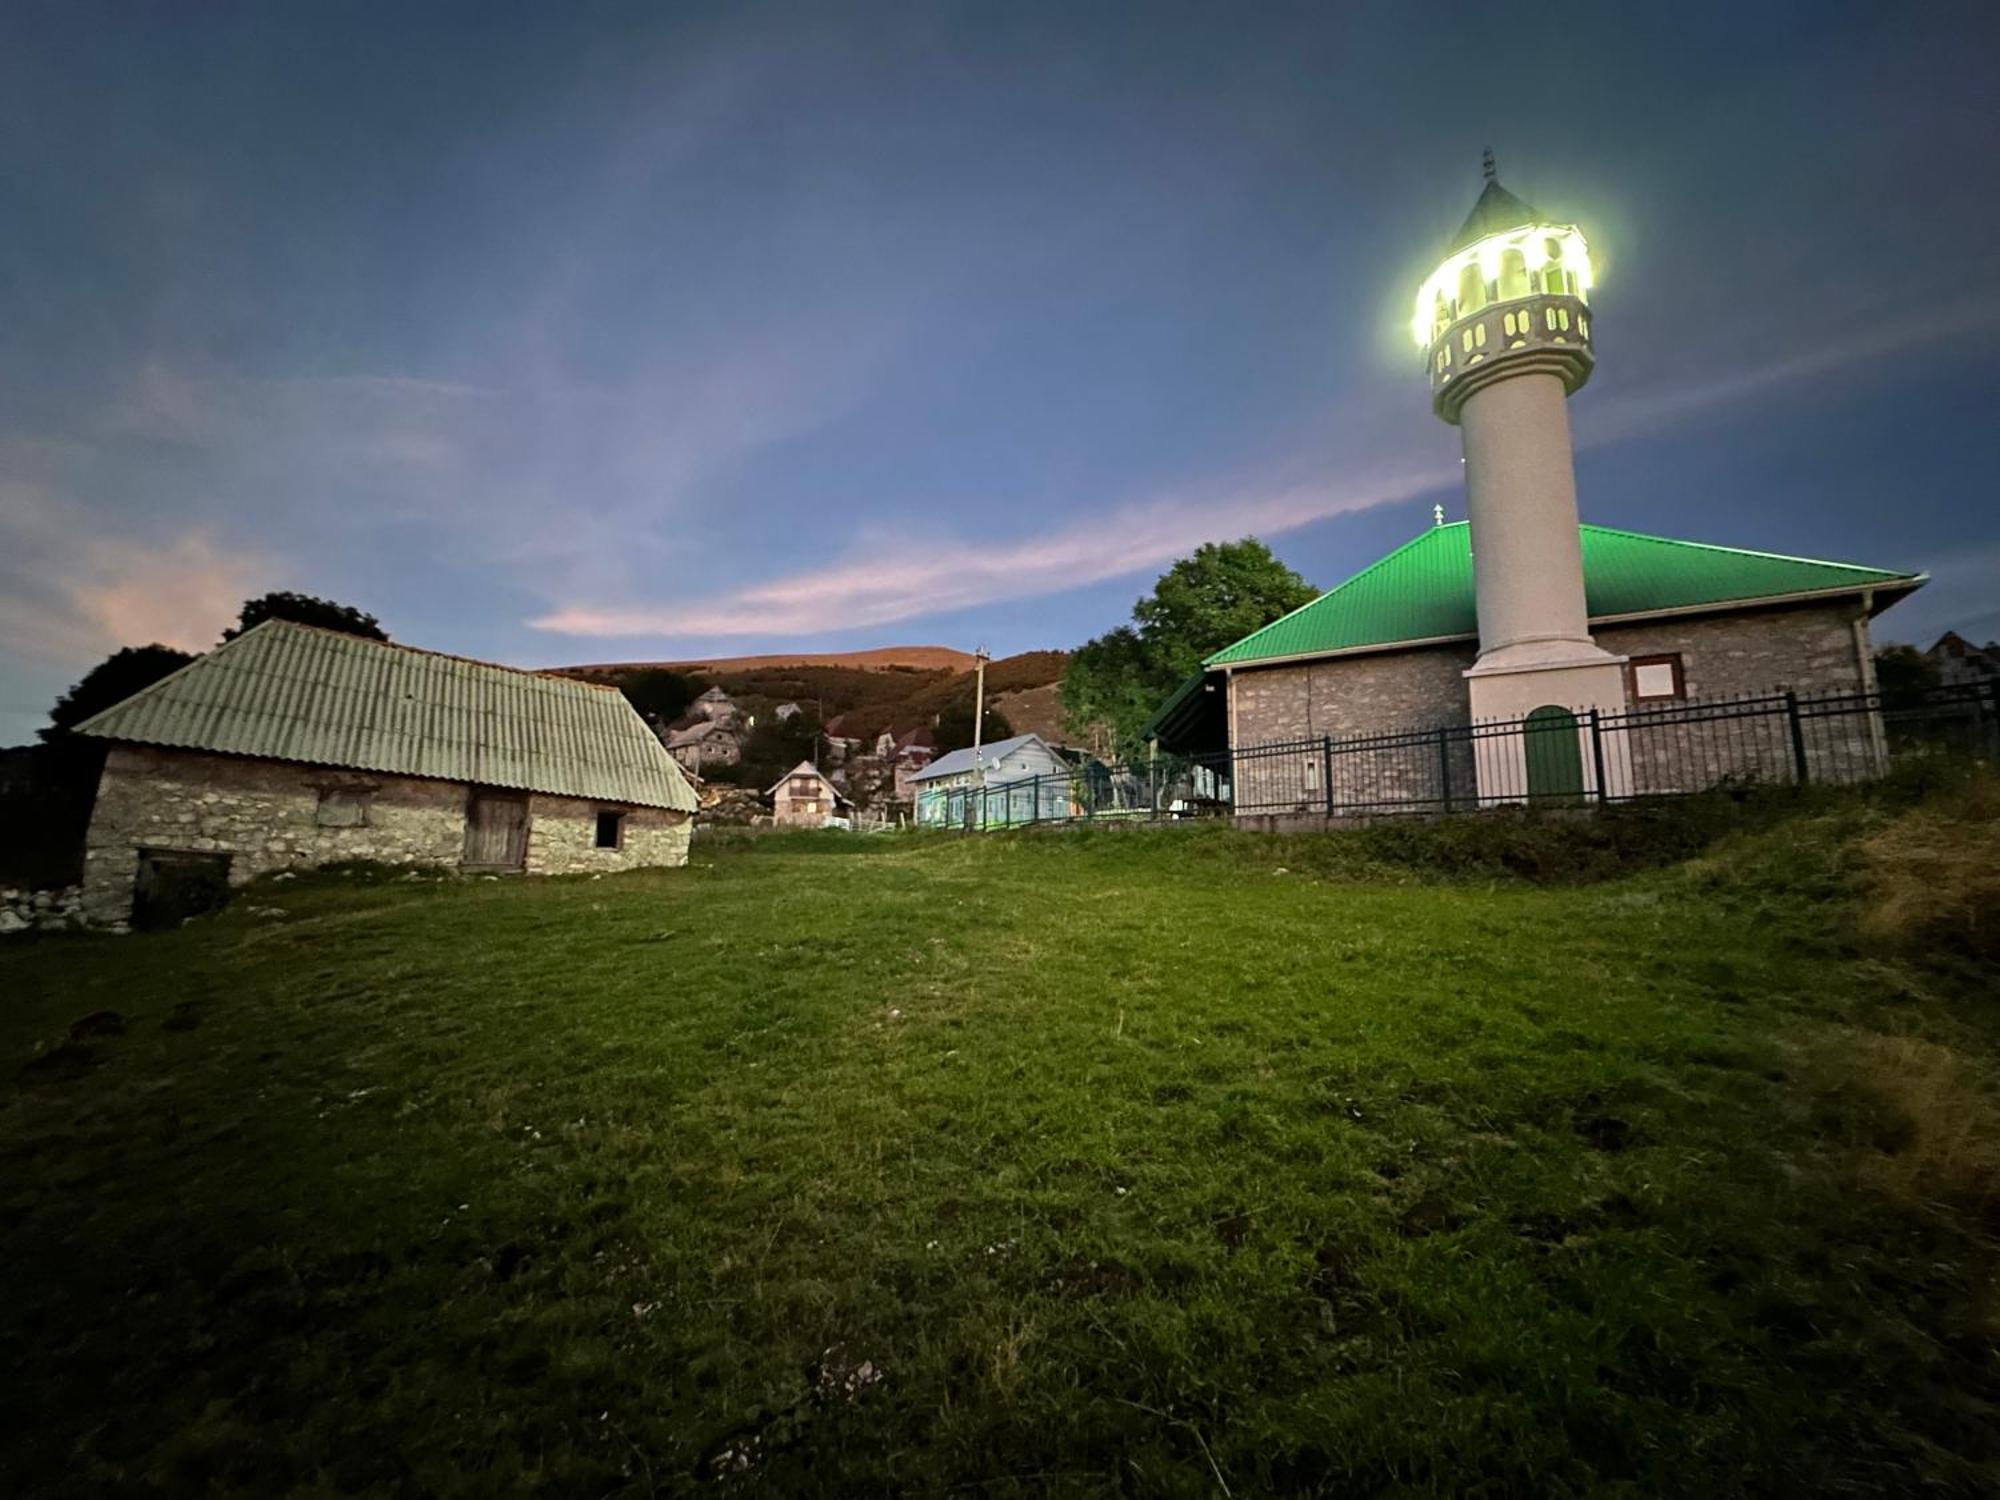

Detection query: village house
xmin=664 ymin=716 xmax=743 ymax=774
xmin=912 ymin=732 xmax=1071 ymax=827
xmin=891 ymin=726 xmax=937 ymax=804
xmin=1928 ymin=632 xmax=2000 ymax=689
xmin=74 ymin=620 xmax=698 ymax=928
xmin=767 ymin=760 xmax=853 ymax=827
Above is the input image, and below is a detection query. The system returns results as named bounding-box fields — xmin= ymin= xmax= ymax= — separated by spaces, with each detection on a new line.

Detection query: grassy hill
xmin=3 ymin=774 xmax=1996 ymax=1494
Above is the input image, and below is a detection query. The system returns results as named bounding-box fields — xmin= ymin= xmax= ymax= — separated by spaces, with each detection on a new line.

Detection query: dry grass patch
xmin=1854 ymin=1033 xmax=2000 ymax=1207
xmin=1859 ymin=768 xmax=2000 ymax=960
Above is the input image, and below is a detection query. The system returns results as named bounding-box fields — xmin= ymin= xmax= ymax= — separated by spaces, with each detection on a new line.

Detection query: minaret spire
xmin=1481 ymin=147 xmax=1496 ymax=183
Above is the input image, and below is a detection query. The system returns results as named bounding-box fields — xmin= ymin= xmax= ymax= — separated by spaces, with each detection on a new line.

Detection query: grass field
xmin=3 ymin=778 xmax=1997 ymax=1496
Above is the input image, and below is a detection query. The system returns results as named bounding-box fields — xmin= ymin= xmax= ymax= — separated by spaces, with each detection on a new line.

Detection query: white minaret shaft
xmin=1457 ymin=370 xmax=1596 ymax=668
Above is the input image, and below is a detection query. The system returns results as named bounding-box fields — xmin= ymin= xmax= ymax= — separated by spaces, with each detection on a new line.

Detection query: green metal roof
xmin=1205 ymin=522 xmax=1925 ymax=669
xmin=78 ymin=620 xmax=698 ymax=811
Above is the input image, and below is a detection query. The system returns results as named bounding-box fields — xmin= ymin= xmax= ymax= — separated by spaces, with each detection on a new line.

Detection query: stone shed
xmin=75 ymin=620 xmax=698 ymax=928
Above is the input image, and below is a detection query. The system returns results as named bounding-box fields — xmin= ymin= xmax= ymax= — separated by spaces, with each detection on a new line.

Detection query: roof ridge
xmin=248 ymin=618 xmax=624 ymax=691
xmin=1578 ymin=523 xmax=1922 ymax=580
xmin=1203 ymin=524 xmax=1461 ymax=668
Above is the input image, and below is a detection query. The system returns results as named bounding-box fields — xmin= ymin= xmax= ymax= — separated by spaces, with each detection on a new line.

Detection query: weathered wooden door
xmin=462 ymin=791 xmax=528 ymax=869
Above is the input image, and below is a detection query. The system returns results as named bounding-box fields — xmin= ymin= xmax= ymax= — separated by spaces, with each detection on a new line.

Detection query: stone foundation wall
xmin=0 ymin=884 xmax=85 ymax=935
xmin=81 ymin=747 xmax=692 ymax=925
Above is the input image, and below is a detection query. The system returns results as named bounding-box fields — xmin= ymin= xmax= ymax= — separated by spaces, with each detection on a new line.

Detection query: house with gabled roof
xmin=73 ymin=620 xmax=698 ymax=928
xmin=767 ymin=761 xmax=852 ymax=828
xmin=910 ymin=732 xmax=1071 ymax=827
xmin=1146 ymin=518 xmax=1925 ymax=770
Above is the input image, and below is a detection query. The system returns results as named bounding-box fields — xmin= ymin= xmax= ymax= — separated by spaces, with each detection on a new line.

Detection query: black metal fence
xmin=920 ymin=682 xmax=1999 ymax=830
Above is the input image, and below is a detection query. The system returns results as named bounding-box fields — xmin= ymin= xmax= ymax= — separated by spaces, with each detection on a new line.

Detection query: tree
xmin=40 ymin=644 xmax=196 ymax=744
xmin=933 ymin=700 xmax=1013 ymax=757
xmin=1061 ymin=538 xmax=1316 ymax=754
xmin=714 ymin=711 xmax=823 ymax=790
xmin=223 ymin=591 xmax=386 ymax=643
xmin=615 ymin=668 xmax=700 ymax=727
xmin=1874 ymin=645 xmax=1938 ymax=710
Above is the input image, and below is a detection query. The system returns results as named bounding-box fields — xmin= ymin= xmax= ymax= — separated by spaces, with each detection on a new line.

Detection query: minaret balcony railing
xmin=1425 ymin=292 xmax=1595 ymax=420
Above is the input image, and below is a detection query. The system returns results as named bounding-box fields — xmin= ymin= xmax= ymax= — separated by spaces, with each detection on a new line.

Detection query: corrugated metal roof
xmin=911 ymin=732 xmax=1051 ymax=783
xmin=1206 ymin=523 xmax=1925 ymax=668
xmin=77 ymin=620 xmax=697 ymax=811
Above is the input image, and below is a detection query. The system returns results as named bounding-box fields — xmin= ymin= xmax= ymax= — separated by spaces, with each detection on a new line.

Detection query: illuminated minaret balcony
xmin=1413 ymin=169 xmax=1595 ymax=424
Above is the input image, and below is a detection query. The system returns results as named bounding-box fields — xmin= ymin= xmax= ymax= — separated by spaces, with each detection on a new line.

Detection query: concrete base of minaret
xmin=1464 ymin=655 xmax=1633 ymax=804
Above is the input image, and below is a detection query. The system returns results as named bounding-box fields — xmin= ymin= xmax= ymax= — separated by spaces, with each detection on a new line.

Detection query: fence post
xmin=1785 ymin=690 xmax=1810 ymax=785
xmin=1321 ymin=736 xmax=1334 ymax=815
xmin=1435 ymin=727 xmax=1452 ymax=812
xmin=1589 ymin=709 xmax=1608 ymax=805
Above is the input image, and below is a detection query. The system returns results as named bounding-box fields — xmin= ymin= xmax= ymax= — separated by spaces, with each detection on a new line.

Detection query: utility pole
xmin=970 ymin=648 xmax=990 ymax=780
xmin=965 ymin=647 xmax=991 ymax=833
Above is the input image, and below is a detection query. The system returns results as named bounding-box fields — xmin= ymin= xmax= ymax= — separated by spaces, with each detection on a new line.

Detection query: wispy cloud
xmin=532 ymin=457 xmax=1454 ymax=637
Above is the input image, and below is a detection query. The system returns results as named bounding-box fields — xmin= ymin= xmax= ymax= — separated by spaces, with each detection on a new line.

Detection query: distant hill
xmin=562 ymin=646 xmax=979 ymax=674
xmin=555 ymin=647 xmax=1075 ymax=745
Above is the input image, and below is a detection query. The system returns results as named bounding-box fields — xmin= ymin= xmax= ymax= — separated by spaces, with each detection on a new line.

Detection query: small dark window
xmin=1628 ymin=654 xmax=1686 ymax=701
xmin=594 ymin=810 xmax=626 ymax=850
xmin=316 ymin=788 xmax=371 ymax=827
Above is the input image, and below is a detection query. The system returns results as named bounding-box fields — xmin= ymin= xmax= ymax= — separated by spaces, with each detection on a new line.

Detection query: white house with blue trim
xmin=910 ymin=733 xmax=1071 ymax=828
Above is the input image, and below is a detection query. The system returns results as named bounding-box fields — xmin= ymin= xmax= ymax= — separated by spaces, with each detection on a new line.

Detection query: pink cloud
xmin=0 ymin=484 xmax=269 ymax=666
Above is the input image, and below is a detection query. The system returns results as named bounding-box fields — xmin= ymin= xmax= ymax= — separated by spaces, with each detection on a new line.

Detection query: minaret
xmin=1414 ymin=155 xmax=1629 ymax=786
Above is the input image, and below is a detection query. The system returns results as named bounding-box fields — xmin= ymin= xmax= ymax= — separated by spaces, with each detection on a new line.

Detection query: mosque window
xmin=1502 ymin=312 xmax=1516 ymax=336
xmin=1579 ymin=316 xmax=1589 ymax=339
xmin=1498 ymin=248 xmax=1528 ymax=301
xmin=1627 ymin=655 xmax=1686 ymax=701
xmin=1544 ymin=307 xmax=1557 ymax=331
xmin=1474 ymin=322 xmax=1488 ymax=347
xmin=1462 ymin=329 xmax=1474 ymax=353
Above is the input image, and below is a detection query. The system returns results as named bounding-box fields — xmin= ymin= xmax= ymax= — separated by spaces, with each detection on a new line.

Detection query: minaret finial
xmin=1481 ymin=148 xmax=1496 ymax=183
xmin=1433 ymin=503 xmax=1446 ymax=527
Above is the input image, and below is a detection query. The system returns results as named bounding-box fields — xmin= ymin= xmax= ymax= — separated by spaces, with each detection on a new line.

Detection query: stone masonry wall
xmin=1230 ymin=644 xmax=1478 ymax=812
xmin=1598 ymin=602 xmax=1880 ymax=792
xmin=1595 ymin=601 xmax=1872 ymax=699
xmin=523 ymin=793 xmax=691 ymax=875
xmin=81 ymin=746 xmax=692 ymax=925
